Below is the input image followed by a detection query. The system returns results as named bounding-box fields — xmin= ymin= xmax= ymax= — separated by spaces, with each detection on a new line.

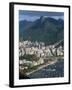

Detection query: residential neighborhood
xmin=19 ymin=40 xmax=64 ymax=75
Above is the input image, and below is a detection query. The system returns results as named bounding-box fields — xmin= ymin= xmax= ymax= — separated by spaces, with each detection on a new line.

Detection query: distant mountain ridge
xmin=19 ymin=16 xmax=64 ymax=45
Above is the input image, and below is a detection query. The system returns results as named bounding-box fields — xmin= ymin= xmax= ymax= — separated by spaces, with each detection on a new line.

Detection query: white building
xmin=19 ymin=60 xmax=23 ymax=65
xmin=37 ymin=58 xmax=44 ymax=65
xmin=57 ymin=46 xmax=63 ymax=56
xmin=19 ymin=66 xmax=28 ymax=70
xmin=25 ymin=48 xmax=31 ymax=55
xmin=36 ymin=49 xmax=44 ymax=57
xmin=44 ymin=48 xmax=53 ymax=57
xmin=32 ymin=61 xmax=38 ymax=66
xmin=19 ymin=59 xmax=32 ymax=65
xmin=47 ymin=49 xmax=53 ymax=56
xmin=42 ymin=46 xmax=45 ymax=50
xmin=19 ymin=48 xmax=25 ymax=56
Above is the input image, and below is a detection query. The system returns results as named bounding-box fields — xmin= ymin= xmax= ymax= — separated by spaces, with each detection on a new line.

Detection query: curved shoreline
xmin=26 ymin=60 xmax=57 ymax=75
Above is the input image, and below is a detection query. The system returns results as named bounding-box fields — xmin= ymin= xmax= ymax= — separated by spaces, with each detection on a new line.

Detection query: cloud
xmin=19 ymin=10 xmax=64 ymax=21
xmin=19 ymin=15 xmax=40 ymax=21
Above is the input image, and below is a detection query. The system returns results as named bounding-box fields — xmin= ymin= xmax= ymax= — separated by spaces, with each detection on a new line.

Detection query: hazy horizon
xmin=19 ymin=10 xmax=64 ymax=21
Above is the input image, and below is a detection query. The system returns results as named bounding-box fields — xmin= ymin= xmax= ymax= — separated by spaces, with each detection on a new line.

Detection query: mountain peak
xmin=19 ymin=16 xmax=64 ymax=45
xmin=40 ymin=16 xmax=47 ymax=24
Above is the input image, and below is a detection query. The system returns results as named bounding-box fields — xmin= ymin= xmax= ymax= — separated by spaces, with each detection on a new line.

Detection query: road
xmin=26 ymin=56 xmax=63 ymax=75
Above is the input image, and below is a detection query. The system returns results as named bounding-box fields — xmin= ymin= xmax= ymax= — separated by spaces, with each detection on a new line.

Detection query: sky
xmin=19 ymin=10 xmax=64 ymax=21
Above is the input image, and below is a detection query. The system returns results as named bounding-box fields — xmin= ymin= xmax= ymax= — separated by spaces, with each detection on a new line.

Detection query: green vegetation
xmin=19 ymin=54 xmax=39 ymax=61
xmin=19 ymin=17 xmax=64 ymax=45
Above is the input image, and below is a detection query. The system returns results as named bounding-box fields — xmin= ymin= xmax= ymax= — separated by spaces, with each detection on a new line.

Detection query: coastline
xmin=26 ymin=58 xmax=63 ymax=75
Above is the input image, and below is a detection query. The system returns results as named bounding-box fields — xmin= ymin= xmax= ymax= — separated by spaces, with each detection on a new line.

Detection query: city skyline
xmin=19 ymin=10 xmax=64 ymax=79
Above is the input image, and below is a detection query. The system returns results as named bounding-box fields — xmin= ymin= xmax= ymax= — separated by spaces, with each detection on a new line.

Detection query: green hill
xmin=19 ymin=16 xmax=64 ymax=45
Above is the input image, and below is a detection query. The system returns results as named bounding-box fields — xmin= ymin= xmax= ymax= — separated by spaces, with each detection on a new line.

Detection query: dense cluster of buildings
xmin=19 ymin=40 xmax=64 ymax=70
